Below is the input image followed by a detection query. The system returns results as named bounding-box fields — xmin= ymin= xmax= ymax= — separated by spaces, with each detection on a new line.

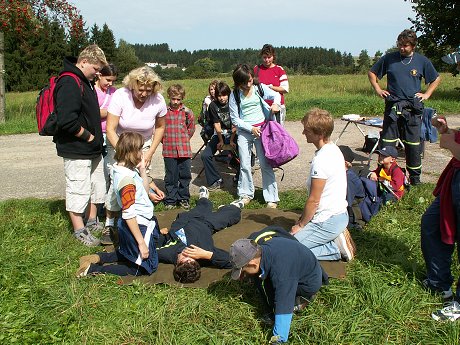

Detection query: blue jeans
xmin=421 ymin=170 xmax=460 ymax=297
xmin=201 ymin=133 xmax=232 ymax=186
xmin=237 ymin=130 xmax=279 ymax=203
xmin=294 ymin=212 xmax=348 ymax=260
xmin=163 ymin=157 xmax=191 ymax=205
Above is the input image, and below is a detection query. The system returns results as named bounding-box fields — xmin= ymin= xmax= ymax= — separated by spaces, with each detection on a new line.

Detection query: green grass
xmin=2 ymin=73 xmax=460 ymax=135
xmin=1 ymin=186 xmax=459 ymax=344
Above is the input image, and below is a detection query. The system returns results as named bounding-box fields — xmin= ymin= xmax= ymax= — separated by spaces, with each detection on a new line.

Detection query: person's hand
xmin=182 ymin=245 xmax=212 ymax=260
xmin=88 ymin=134 xmax=95 ymax=142
xmin=376 ymin=88 xmax=390 ymax=99
xmin=144 ymin=151 xmax=153 ymax=169
xmin=217 ymin=140 xmax=224 ymax=150
xmin=251 ymin=127 xmax=261 ymax=137
xmin=369 ymin=172 xmax=378 ymax=181
xmin=149 ymin=190 xmax=164 ymax=203
xmin=230 ymin=141 xmax=236 ymax=149
xmin=432 ymin=115 xmax=448 ymax=134
xmin=415 ymin=92 xmax=430 ymax=101
xmin=160 ymin=227 xmax=169 ymax=235
xmin=138 ymin=241 xmax=149 ymax=259
xmin=270 ymin=104 xmax=280 ymax=113
xmin=290 ymin=223 xmax=302 ymax=235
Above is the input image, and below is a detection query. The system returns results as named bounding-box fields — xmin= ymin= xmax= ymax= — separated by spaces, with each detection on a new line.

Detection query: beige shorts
xmin=64 ymin=156 xmax=105 ymax=214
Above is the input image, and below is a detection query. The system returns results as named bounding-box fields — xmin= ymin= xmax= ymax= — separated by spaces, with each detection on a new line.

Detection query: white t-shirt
xmin=108 ymin=87 xmax=167 ymax=140
xmin=307 ymin=142 xmax=347 ymax=223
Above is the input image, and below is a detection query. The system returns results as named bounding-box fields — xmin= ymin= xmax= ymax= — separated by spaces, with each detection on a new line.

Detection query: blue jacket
xmin=420 ymin=107 xmax=438 ymax=143
xmin=229 ymin=83 xmax=281 ymax=134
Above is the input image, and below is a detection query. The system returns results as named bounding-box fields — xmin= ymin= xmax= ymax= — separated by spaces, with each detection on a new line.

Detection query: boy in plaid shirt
xmin=162 ymin=84 xmax=195 ymax=209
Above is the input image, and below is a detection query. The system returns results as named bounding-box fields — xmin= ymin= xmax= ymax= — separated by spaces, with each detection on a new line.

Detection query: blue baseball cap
xmin=375 ymin=146 xmax=398 ymax=158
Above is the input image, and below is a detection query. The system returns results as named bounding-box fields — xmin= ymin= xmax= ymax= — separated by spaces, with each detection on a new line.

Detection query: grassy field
xmin=1 ymin=73 xmax=460 ymax=135
xmin=1 ymin=187 xmax=459 ymax=344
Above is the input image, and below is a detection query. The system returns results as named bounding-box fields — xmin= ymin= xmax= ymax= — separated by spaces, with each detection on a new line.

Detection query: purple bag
xmin=261 ymin=120 xmax=299 ymax=168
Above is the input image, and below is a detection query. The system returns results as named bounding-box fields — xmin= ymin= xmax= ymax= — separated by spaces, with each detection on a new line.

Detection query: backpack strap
xmin=233 ymin=89 xmax=241 ymax=118
xmin=58 ymin=72 xmax=84 ymax=94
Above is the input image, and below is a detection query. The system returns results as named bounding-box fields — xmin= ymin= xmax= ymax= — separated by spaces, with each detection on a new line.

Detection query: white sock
xmin=105 ymin=218 xmax=115 ymax=227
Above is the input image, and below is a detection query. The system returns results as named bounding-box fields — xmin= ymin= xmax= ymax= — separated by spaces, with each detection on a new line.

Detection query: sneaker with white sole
xmin=334 ymin=228 xmax=356 ymax=262
xmin=230 ymin=200 xmax=245 ymax=209
xmin=74 ymin=229 xmax=101 ymax=247
xmin=431 ymin=301 xmax=460 ymax=321
xmin=422 ymin=278 xmax=454 ymax=302
xmin=234 ymin=196 xmax=251 ymax=206
xmin=199 ymin=186 xmax=209 ymax=199
xmin=101 ymin=225 xmax=115 ymax=245
xmin=208 ymin=179 xmax=223 ymax=191
xmin=267 ymin=202 xmax=277 ymax=209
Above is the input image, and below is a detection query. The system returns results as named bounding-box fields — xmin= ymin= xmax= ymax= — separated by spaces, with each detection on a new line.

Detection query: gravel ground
xmin=2 ymin=117 xmax=459 ymax=202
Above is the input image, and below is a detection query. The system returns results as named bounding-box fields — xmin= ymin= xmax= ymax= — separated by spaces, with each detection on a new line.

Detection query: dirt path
xmin=2 ymin=118 xmax=459 ymax=202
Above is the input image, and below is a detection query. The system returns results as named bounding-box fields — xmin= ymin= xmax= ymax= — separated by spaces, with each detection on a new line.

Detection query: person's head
xmin=214 ymin=81 xmax=231 ymax=105
xmin=232 ymin=64 xmax=254 ymax=91
xmin=173 ymin=252 xmax=201 ymax=283
xmin=375 ymin=146 xmax=398 ymax=168
xmin=123 ymin=66 xmax=162 ymax=104
xmin=167 ymin=84 xmax=185 ymax=110
xmin=114 ymin=132 xmax=144 ymax=169
xmin=339 ymin=145 xmax=355 ymax=169
xmin=230 ymin=239 xmax=262 ymax=280
xmin=208 ymin=80 xmax=219 ymax=99
xmin=96 ymin=63 xmax=118 ymax=91
xmin=301 ymin=108 xmax=334 ymax=143
xmin=397 ymin=29 xmax=417 ymax=57
xmin=77 ymin=44 xmax=108 ymax=80
xmin=260 ymin=43 xmax=276 ymax=67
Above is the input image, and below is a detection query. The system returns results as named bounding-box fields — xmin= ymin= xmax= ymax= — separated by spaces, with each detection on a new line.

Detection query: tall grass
xmin=2 ymin=73 xmax=460 ymax=135
xmin=1 ymin=187 xmax=459 ymax=344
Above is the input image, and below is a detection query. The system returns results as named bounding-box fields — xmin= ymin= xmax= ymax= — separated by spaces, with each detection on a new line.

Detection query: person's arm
xmin=229 ymin=91 xmax=253 ymax=133
xmin=106 ymin=113 xmax=120 ymax=148
xmin=119 ymin=183 xmax=149 ymax=259
xmin=145 ymin=115 xmax=165 ymax=167
xmin=260 ymin=83 xmax=281 ymax=112
xmin=230 ymin=127 xmax=237 ymax=148
xmin=415 ymin=76 xmax=441 ymax=101
xmin=214 ymin=122 xmax=225 ymax=149
xmin=440 ymin=131 xmax=460 ymax=160
xmin=137 ymin=153 xmax=149 ymax=193
xmin=290 ymin=178 xmax=326 ymax=235
xmin=186 ymin=108 xmax=195 ymax=138
xmin=368 ymin=70 xmax=389 ymax=99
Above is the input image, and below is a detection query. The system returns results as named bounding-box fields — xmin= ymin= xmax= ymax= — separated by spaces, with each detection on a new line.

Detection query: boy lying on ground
xmin=157 ymin=186 xmax=243 ymax=283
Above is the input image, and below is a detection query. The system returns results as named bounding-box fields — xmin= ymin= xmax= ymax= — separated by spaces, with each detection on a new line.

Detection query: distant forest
xmin=1 ymin=20 xmax=384 ymax=92
xmin=132 ymin=43 xmax=362 ymax=79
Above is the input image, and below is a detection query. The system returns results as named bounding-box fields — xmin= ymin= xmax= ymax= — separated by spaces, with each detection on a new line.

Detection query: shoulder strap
xmin=58 ymin=72 xmax=83 ymax=94
xmin=233 ymin=89 xmax=241 ymax=117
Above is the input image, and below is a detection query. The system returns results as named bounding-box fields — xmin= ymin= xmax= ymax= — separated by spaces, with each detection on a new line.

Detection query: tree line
xmin=3 ymin=0 xmax=459 ymax=92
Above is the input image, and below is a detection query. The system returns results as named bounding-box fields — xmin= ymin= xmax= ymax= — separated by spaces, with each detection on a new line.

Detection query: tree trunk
xmin=0 ymin=31 xmax=5 ymax=124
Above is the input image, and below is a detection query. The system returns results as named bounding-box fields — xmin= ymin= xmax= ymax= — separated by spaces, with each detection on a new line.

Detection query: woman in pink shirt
xmin=105 ymin=67 xmax=167 ymax=243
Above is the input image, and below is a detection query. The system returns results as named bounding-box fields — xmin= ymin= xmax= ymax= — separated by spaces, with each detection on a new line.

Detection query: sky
xmin=72 ymin=0 xmax=416 ymax=57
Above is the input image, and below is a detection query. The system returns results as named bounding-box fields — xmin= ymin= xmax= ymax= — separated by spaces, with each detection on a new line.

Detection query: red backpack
xmin=36 ymin=72 xmax=82 ymax=136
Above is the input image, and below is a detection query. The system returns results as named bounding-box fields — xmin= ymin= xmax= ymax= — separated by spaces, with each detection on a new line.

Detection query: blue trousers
xmin=164 ymin=157 xmax=191 ymax=205
xmin=201 ymin=133 xmax=232 ymax=186
xmin=421 ymin=170 xmax=460 ymax=298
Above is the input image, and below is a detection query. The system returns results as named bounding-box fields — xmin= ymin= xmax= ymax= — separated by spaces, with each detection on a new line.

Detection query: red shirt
xmin=162 ymin=104 xmax=195 ymax=158
xmin=254 ymin=64 xmax=288 ymax=105
xmin=373 ymin=161 xmax=405 ymax=199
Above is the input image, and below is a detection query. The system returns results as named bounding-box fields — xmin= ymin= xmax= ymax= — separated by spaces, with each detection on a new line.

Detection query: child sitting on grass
xmin=76 ymin=132 xmax=159 ymax=277
xmin=368 ymin=146 xmax=406 ymax=204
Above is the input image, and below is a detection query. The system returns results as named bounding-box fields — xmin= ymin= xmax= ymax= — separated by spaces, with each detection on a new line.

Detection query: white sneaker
xmin=267 ymin=202 xmax=277 ymax=209
xmin=432 ymin=301 xmax=460 ymax=321
xmin=235 ymin=196 xmax=251 ymax=206
xmin=334 ymin=229 xmax=356 ymax=262
xmin=230 ymin=200 xmax=245 ymax=209
xmin=199 ymin=186 xmax=209 ymax=199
